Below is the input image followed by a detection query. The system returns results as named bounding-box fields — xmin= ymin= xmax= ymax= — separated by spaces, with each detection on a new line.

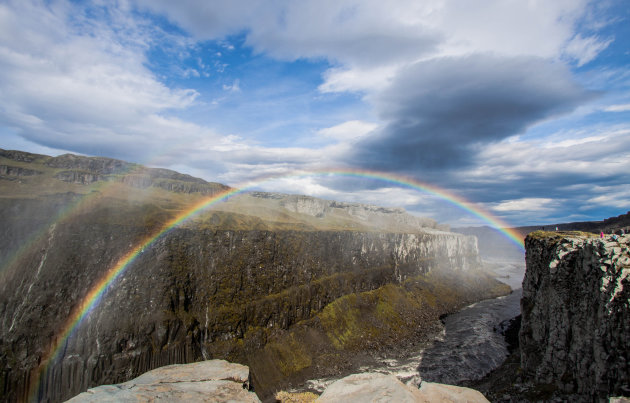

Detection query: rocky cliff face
xmin=1 ymin=218 xmax=486 ymax=402
xmin=520 ymin=231 xmax=630 ymax=400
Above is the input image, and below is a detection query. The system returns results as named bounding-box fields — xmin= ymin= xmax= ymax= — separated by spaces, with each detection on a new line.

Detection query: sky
xmin=0 ymin=0 xmax=629 ymax=227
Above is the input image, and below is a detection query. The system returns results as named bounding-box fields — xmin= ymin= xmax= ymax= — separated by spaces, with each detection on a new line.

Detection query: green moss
xmin=527 ymin=230 xmax=597 ymax=241
xmin=265 ymin=334 xmax=313 ymax=376
xmin=319 ymin=293 xmax=362 ymax=349
xmin=315 ymin=269 xmax=512 ymax=351
xmin=275 ymin=390 xmax=318 ymax=403
xmin=319 ymin=281 xmax=428 ymax=350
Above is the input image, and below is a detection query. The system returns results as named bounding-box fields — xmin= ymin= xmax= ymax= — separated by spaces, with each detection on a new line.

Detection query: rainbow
xmin=28 ymin=168 xmax=524 ymax=400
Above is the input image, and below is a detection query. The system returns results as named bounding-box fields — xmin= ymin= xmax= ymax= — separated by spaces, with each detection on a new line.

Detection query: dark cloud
xmin=349 ymin=54 xmax=594 ymax=171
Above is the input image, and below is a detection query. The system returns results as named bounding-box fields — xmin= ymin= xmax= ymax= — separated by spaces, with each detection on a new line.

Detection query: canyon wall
xmin=520 ymin=232 xmax=630 ymax=400
xmin=0 ymin=199 xmax=493 ymax=402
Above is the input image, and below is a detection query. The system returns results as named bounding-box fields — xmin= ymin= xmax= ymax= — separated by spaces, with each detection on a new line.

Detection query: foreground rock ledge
xmin=66 ymin=360 xmax=260 ymax=402
xmin=66 ymin=360 xmax=490 ymax=402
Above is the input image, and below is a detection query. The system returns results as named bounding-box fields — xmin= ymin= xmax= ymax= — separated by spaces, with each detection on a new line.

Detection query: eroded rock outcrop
xmin=520 ymin=232 xmax=630 ymax=400
xmin=0 ymin=165 xmax=42 ymax=177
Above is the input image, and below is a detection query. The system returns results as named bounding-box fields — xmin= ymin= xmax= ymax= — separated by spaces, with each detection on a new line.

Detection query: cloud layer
xmin=0 ymin=0 xmax=627 ymax=226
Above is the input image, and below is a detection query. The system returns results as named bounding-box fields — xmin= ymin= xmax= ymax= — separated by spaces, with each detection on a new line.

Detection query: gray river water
xmin=301 ymin=258 xmax=525 ymax=392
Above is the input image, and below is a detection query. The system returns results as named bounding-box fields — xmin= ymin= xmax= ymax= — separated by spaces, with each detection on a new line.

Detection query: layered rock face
xmin=1 ymin=219 xmax=484 ymax=402
xmin=520 ymin=232 xmax=630 ymax=399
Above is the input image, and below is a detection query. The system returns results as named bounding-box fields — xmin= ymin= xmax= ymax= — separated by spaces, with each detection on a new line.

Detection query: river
xmin=300 ymin=258 xmax=525 ymax=392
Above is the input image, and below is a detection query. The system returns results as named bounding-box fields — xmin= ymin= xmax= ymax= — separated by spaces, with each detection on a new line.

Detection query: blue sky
xmin=0 ymin=0 xmax=629 ymax=227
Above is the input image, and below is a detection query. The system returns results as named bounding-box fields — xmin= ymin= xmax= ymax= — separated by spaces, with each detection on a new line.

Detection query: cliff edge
xmin=521 ymin=231 xmax=630 ymax=400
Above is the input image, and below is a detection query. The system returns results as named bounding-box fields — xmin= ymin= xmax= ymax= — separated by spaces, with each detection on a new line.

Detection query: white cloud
xmin=604 ymin=104 xmax=630 ymax=112
xmin=586 ymin=185 xmax=630 ymax=209
xmin=318 ymin=65 xmax=398 ymax=94
xmin=469 ymin=127 xmax=630 ymax=181
xmin=222 ymin=79 xmax=241 ymax=92
xmin=249 ymin=176 xmax=336 ymax=198
xmin=136 ymin=0 xmax=594 ymax=63
xmin=563 ymin=33 xmax=613 ymax=67
xmin=136 ymin=0 xmax=440 ymax=67
xmin=317 ymin=120 xmax=377 ymax=141
xmin=492 ymin=198 xmax=558 ymax=212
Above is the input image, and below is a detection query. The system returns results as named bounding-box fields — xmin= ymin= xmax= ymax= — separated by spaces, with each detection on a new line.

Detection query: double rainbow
xmin=28 ymin=169 xmax=524 ymax=400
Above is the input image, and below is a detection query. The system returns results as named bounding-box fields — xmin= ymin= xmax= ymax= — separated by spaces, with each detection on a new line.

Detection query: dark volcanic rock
xmin=44 ymin=153 xmax=229 ymax=194
xmin=520 ymin=231 xmax=630 ymax=400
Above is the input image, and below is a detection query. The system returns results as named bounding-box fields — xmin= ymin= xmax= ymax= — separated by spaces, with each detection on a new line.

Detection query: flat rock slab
xmin=316 ymin=372 xmax=489 ymax=403
xmin=418 ymin=381 xmax=490 ymax=402
xmin=65 ymin=360 xmax=260 ymax=402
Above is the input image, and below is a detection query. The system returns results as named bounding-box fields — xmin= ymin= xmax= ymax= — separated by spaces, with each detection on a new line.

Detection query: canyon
xmin=0 ymin=149 xmax=507 ymax=402
xmin=2 ymin=148 xmax=628 ymax=402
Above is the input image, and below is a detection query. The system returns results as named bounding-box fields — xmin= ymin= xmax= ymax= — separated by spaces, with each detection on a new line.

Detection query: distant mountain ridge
xmin=454 ymin=211 xmax=630 ymax=260
xmin=0 ymin=148 xmax=230 ymax=195
xmin=0 ymin=148 xmax=445 ymax=233
xmin=514 ymin=211 xmax=630 ymax=235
